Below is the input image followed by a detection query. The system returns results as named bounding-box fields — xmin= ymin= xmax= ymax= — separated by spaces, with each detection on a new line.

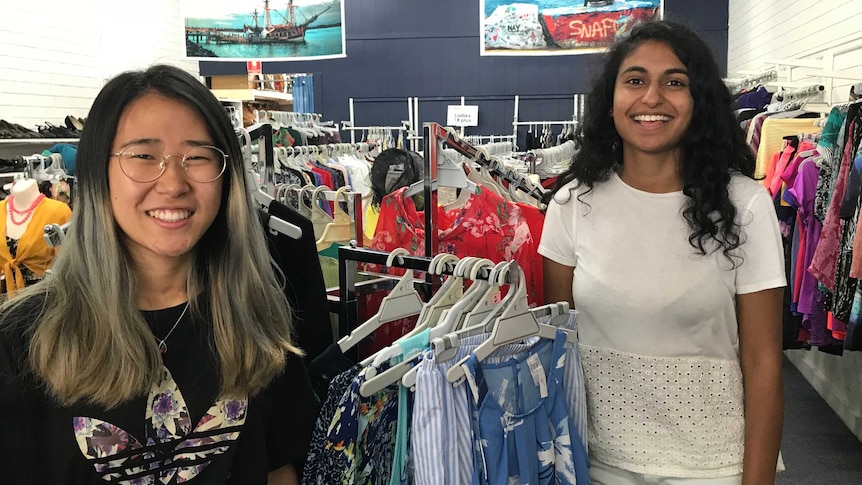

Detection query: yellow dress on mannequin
xmin=0 ymin=180 xmax=72 ymax=294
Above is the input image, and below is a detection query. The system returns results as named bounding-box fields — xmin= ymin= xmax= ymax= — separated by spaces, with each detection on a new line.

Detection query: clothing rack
xmin=343 ymin=97 xmax=420 ymax=152
xmin=768 ymin=84 xmax=826 ymax=112
xmin=333 ymin=124 xmax=547 ymax=341
xmin=335 ymin=246 xmax=515 ymax=344
xmin=723 ymin=69 xmax=778 ymax=95
xmin=512 ymin=94 xmax=584 ymax=149
xmin=775 ymin=84 xmax=826 ymax=102
xmin=242 ymin=123 xmax=303 ymax=239
xmin=422 ymin=122 xmax=546 ymax=256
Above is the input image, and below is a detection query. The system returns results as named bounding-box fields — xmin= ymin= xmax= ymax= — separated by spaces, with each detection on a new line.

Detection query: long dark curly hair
xmin=547 ymin=20 xmax=755 ymax=265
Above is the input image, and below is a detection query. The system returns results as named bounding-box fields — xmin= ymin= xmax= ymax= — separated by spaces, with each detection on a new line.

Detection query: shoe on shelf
xmin=39 ymin=122 xmax=76 ymax=138
xmin=1 ymin=120 xmax=42 ymax=139
xmin=65 ymin=115 xmax=85 ymax=133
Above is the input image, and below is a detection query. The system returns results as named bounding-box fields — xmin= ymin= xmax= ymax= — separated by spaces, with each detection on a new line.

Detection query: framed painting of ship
xmin=184 ymin=0 xmax=345 ymax=61
xmin=481 ymin=0 xmax=663 ymax=56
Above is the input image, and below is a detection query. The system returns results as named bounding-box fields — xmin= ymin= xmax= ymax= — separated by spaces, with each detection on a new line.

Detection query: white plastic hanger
xmin=238 ymin=126 xmax=303 ymax=240
xmin=458 ymin=260 xmax=510 ymax=330
xmin=364 ymin=253 xmax=457 ymax=368
xmin=445 ymin=264 xmax=578 ymax=384
xmin=404 ymin=160 xmax=478 ymax=198
xmin=397 ymin=253 xmax=462 ymax=340
xmin=401 ymin=272 xmax=568 ymax=391
xmin=336 ymin=248 xmax=424 ymax=353
xmin=362 ymin=256 xmax=482 ymax=394
xmin=398 ymin=259 xmax=495 ymax=390
xmin=426 ymin=258 xmax=496 ymax=339
xmin=426 ymin=301 xmax=571 ymax=369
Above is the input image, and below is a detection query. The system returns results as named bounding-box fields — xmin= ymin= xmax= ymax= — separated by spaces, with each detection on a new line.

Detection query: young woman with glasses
xmin=0 ymin=64 xmax=317 ymax=484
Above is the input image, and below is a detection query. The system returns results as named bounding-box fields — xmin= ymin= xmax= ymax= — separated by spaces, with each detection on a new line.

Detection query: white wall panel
xmin=0 ymin=0 xmax=198 ymax=132
xmin=729 ymin=0 xmax=862 ymax=442
xmin=729 ymin=0 xmax=862 ymax=108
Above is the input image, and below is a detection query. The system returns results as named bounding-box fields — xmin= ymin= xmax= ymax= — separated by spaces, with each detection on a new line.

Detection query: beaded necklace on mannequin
xmin=5 ymin=179 xmax=44 ymax=240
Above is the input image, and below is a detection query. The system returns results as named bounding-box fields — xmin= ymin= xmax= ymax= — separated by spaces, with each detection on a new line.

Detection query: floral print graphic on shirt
xmin=73 ymin=366 xmax=247 ymax=484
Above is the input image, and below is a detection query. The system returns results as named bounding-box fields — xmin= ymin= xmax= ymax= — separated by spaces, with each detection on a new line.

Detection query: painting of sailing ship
xmin=184 ymin=0 xmax=344 ymax=60
xmin=481 ymin=0 xmax=662 ymax=56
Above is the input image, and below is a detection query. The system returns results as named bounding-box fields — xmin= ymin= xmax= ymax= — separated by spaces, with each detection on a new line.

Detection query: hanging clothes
xmin=410 ymin=312 xmax=588 ymax=485
xmin=262 ymin=200 xmax=333 ymax=365
xmin=462 ymin=330 xmax=589 ymax=485
xmin=365 ymin=186 xmax=543 ymax=305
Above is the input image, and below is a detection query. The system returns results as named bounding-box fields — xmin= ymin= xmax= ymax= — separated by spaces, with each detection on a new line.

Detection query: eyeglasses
xmin=111 ymin=144 xmax=228 ymax=183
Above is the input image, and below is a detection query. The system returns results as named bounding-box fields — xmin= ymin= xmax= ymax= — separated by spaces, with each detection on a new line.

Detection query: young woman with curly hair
xmin=539 ymin=20 xmax=786 ymax=484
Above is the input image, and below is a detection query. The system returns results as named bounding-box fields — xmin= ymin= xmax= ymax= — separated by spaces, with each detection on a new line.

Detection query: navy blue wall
xmin=200 ymin=0 xmax=728 ymax=145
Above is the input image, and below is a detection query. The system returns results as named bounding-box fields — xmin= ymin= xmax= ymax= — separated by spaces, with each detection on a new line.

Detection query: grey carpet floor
xmin=777 ymin=356 xmax=862 ymax=484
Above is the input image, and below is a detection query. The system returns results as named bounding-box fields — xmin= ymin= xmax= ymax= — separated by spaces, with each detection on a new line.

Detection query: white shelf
xmin=211 ymin=89 xmax=293 ymax=104
xmin=0 ymin=138 xmax=78 ymax=160
xmin=0 ymin=138 xmax=79 ymax=145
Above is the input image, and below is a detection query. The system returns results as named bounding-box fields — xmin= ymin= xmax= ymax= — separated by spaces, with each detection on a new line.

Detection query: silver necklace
xmin=155 ymin=302 xmax=190 ymax=354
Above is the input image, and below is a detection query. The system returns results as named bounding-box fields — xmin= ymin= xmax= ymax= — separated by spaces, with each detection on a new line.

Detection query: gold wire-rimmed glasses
xmin=111 ymin=144 xmax=228 ymax=183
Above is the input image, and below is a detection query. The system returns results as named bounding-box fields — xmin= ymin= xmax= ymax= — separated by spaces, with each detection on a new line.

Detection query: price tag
xmin=526 ymin=354 xmax=548 ymax=398
xmin=447 ymin=105 xmax=479 ymax=127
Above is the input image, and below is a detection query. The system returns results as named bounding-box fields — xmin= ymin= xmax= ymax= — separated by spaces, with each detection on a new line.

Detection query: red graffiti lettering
xmin=567 ymin=17 xmax=617 ymax=41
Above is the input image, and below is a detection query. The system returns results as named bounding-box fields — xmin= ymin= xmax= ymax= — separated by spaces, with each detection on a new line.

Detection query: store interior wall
xmin=198 ymin=0 xmax=729 ymax=147
xmin=0 ymin=0 xmax=197 ymax=131
xmin=728 ymin=0 xmax=862 ymax=442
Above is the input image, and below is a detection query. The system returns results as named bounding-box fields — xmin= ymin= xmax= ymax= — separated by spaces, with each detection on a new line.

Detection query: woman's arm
xmin=268 ymin=464 xmax=299 ymax=485
xmin=543 ymin=257 xmax=575 ymax=307
xmin=737 ymin=287 xmax=784 ymax=485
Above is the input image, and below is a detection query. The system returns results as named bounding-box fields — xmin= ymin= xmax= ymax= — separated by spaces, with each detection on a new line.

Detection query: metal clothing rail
xmin=421 ymin=122 xmax=547 ymax=258
xmin=775 ymin=84 xmax=825 ymax=101
xmin=335 ymin=246 xmax=514 ymax=344
xmin=343 ymin=97 xmax=420 ymax=151
xmin=512 ymin=94 xmax=585 ymax=147
xmin=723 ymin=69 xmax=778 ymax=95
xmin=431 ymin=123 xmax=547 ymax=202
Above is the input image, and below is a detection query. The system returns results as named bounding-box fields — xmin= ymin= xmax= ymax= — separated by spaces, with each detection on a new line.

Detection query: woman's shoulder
xmin=549 ymin=177 xmax=604 ymax=206
xmin=727 ymin=172 xmax=769 ymax=206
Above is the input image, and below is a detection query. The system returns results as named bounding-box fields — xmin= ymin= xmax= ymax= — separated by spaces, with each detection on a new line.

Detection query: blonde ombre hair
xmin=0 ymin=65 xmax=301 ymax=408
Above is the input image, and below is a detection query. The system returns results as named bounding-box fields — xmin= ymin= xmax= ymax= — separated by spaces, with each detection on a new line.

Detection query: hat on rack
xmin=370 ymin=148 xmax=424 ymax=208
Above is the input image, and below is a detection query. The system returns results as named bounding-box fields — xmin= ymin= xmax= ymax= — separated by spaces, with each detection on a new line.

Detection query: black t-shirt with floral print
xmin=0 ymin=295 xmax=319 ymax=484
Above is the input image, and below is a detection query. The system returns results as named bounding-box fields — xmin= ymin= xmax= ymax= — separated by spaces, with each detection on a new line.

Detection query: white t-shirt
xmin=538 ymin=172 xmax=786 ymax=478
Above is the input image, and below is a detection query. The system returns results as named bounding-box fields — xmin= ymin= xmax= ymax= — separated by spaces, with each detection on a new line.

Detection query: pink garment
xmin=768 ymin=143 xmax=797 ymax=196
xmin=808 ymin=120 xmax=856 ymax=292
xmin=762 ymin=150 xmax=782 ymax=191
xmin=852 ymin=206 xmax=862 ymax=278
xmin=780 ymin=143 xmax=816 ymax=190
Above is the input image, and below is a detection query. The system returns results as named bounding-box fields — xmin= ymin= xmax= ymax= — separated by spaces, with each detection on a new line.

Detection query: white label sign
xmin=447 ymin=105 xmax=479 ymax=127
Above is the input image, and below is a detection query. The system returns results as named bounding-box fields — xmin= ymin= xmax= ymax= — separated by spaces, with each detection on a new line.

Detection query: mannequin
xmin=6 ymin=178 xmax=44 ymax=239
xmin=0 ymin=177 xmax=72 ymax=293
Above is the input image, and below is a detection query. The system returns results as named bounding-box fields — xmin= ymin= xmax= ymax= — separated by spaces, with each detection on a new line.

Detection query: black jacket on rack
xmin=260 ymin=201 xmax=333 ymax=365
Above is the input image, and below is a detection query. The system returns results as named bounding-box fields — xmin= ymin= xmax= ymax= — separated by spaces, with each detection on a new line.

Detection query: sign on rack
xmin=447 ymin=105 xmax=479 ymax=127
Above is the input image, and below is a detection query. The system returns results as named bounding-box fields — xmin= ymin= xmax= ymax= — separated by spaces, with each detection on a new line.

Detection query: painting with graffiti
xmin=481 ymin=0 xmax=662 ymax=56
